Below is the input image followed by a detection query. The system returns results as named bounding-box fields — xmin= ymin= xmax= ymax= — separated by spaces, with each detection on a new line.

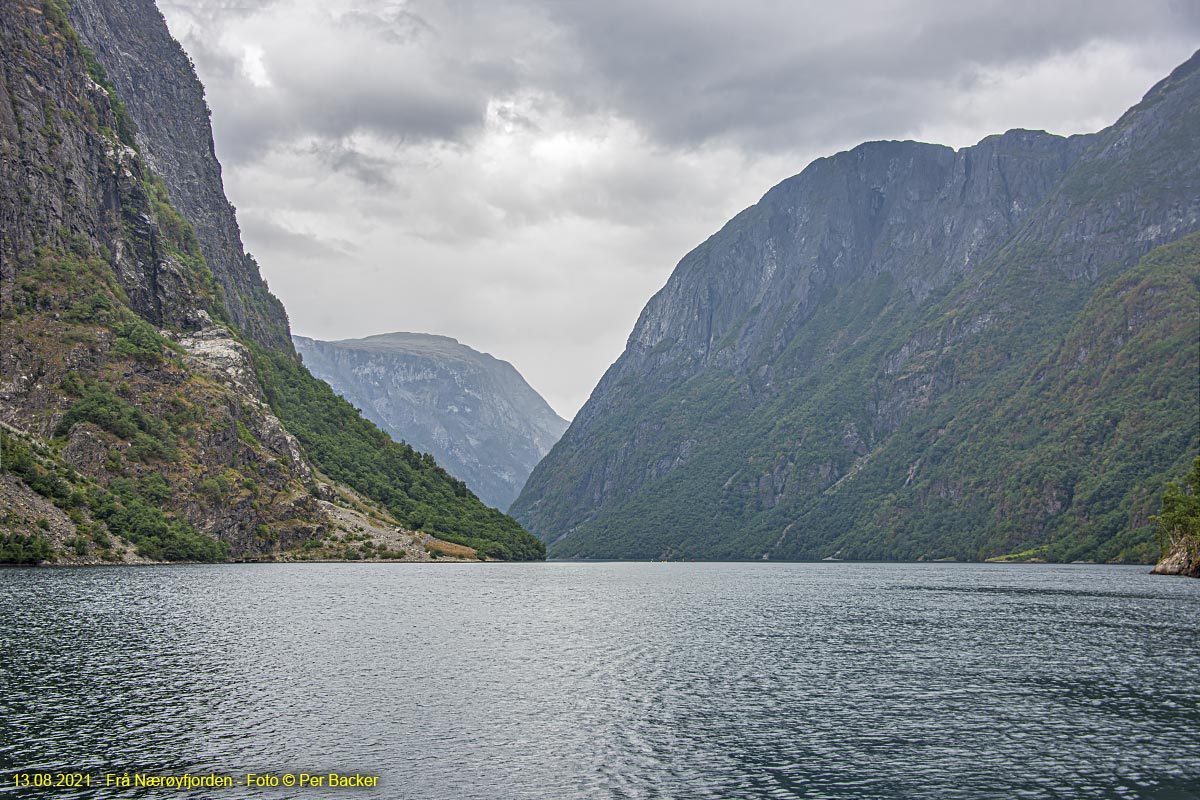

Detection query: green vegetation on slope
xmin=0 ymin=533 xmax=55 ymax=565
xmin=2 ymin=242 xmax=313 ymax=561
xmin=251 ymin=348 xmax=545 ymax=561
xmin=56 ymin=381 xmax=178 ymax=462
xmin=42 ymin=0 xmax=138 ymax=151
xmin=544 ymin=234 xmax=1199 ymax=563
xmin=1154 ymin=455 xmax=1200 ymax=568
xmin=1 ymin=430 xmax=228 ymax=563
xmin=777 ymin=233 xmax=1200 ymax=564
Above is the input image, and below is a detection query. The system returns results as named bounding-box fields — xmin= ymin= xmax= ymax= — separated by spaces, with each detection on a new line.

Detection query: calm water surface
xmin=1 ymin=562 xmax=1198 ymax=799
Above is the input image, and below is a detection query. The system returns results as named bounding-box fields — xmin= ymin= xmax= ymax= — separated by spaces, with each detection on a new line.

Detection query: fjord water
xmin=2 ymin=563 xmax=1198 ymax=800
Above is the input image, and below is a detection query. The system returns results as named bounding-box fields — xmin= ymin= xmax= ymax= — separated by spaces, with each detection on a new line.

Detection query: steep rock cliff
xmin=1 ymin=0 xmax=543 ymax=563
xmin=67 ymin=0 xmax=291 ymax=351
xmin=0 ymin=1 xmax=324 ymax=559
xmin=512 ymin=51 xmax=1200 ymax=563
xmin=294 ymin=333 xmax=568 ymax=511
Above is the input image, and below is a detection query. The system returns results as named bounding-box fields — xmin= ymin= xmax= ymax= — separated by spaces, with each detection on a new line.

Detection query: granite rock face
xmin=1152 ymin=544 xmax=1200 ymax=578
xmin=512 ymin=51 xmax=1200 ymax=563
xmin=295 ymin=333 xmax=568 ymax=511
xmin=0 ymin=3 xmax=175 ymax=327
xmin=1 ymin=2 xmax=532 ymax=562
xmin=0 ymin=1 xmax=328 ymax=556
xmin=68 ymin=0 xmax=292 ymax=352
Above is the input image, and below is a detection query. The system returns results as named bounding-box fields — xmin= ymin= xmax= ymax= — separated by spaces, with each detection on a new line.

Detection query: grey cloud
xmin=158 ymin=0 xmax=1200 ymax=416
xmin=212 ymin=76 xmax=484 ymax=164
xmin=493 ymin=103 xmax=540 ymax=133
xmin=308 ymin=141 xmax=397 ymax=187
xmin=168 ymin=2 xmax=492 ymax=164
xmin=337 ymin=7 xmax=434 ymax=45
xmin=238 ymin=211 xmax=359 ymax=260
xmin=527 ymin=0 xmax=1200 ymax=150
xmin=159 ymin=0 xmax=279 ymax=25
xmin=172 ymin=0 xmax=1200 ymax=164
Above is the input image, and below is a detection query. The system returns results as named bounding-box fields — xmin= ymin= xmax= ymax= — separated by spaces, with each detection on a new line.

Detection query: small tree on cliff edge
xmin=1153 ymin=456 xmax=1200 ymax=557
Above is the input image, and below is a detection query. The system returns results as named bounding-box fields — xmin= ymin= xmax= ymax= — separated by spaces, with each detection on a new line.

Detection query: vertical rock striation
xmin=0 ymin=1 xmax=326 ymax=557
xmin=1 ymin=0 xmax=542 ymax=562
xmin=512 ymin=51 xmax=1200 ymax=563
xmin=68 ymin=0 xmax=292 ymax=351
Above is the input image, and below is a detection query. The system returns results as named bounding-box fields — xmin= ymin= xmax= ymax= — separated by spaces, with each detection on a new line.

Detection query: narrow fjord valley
xmin=0 ymin=0 xmax=1195 ymax=574
xmin=294 ymin=333 xmax=567 ymax=512
xmin=3 ymin=3 xmax=1199 ymax=798
xmin=0 ymin=0 xmax=544 ymax=563
xmin=512 ymin=53 xmax=1200 ymax=568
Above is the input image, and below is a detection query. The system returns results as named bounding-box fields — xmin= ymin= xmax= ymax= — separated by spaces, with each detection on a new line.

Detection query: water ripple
xmin=1 ymin=562 xmax=1198 ymax=799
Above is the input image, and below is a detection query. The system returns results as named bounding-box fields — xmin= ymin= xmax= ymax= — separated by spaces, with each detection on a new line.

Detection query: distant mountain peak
xmin=294 ymin=334 xmax=567 ymax=511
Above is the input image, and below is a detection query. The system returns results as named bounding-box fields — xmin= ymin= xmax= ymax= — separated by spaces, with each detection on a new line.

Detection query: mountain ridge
xmin=294 ymin=332 xmax=567 ymax=511
xmin=511 ymin=50 xmax=1200 ymax=563
xmin=1 ymin=0 xmax=543 ymax=563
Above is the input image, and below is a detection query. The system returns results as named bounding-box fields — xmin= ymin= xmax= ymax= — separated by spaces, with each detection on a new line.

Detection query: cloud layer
xmin=158 ymin=0 xmax=1200 ymax=416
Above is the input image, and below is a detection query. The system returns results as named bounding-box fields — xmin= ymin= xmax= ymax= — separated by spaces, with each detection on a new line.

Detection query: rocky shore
xmin=1151 ymin=543 xmax=1200 ymax=578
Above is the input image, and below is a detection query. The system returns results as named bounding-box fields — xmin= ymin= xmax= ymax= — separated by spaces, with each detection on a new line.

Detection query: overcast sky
xmin=157 ymin=0 xmax=1199 ymax=418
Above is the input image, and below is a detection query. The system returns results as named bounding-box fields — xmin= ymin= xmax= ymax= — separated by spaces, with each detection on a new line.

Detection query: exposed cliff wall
xmin=0 ymin=1 xmax=326 ymax=559
xmin=0 ymin=1 xmax=192 ymax=327
xmin=294 ymin=333 xmax=568 ymax=511
xmin=68 ymin=0 xmax=292 ymax=352
xmin=1 ymin=0 xmax=542 ymax=563
xmin=512 ymin=51 xmax=1200 ymax=563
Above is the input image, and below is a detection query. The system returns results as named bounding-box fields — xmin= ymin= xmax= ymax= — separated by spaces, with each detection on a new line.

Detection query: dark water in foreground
xmin=1 ymin=562 xmax=1198 ymax=799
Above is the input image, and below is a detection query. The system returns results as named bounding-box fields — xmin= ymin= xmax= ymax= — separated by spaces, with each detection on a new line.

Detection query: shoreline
xmin=1 ymin=558 xmax=1163 ymax=569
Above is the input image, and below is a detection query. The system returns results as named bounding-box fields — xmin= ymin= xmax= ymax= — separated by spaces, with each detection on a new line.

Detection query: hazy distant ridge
xmin=295 ymin=333 xmax=568 ymax=510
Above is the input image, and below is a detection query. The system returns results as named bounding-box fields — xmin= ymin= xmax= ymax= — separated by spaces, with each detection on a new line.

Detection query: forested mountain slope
xmin=512 ymin=52 xmax=1200 ymax=563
